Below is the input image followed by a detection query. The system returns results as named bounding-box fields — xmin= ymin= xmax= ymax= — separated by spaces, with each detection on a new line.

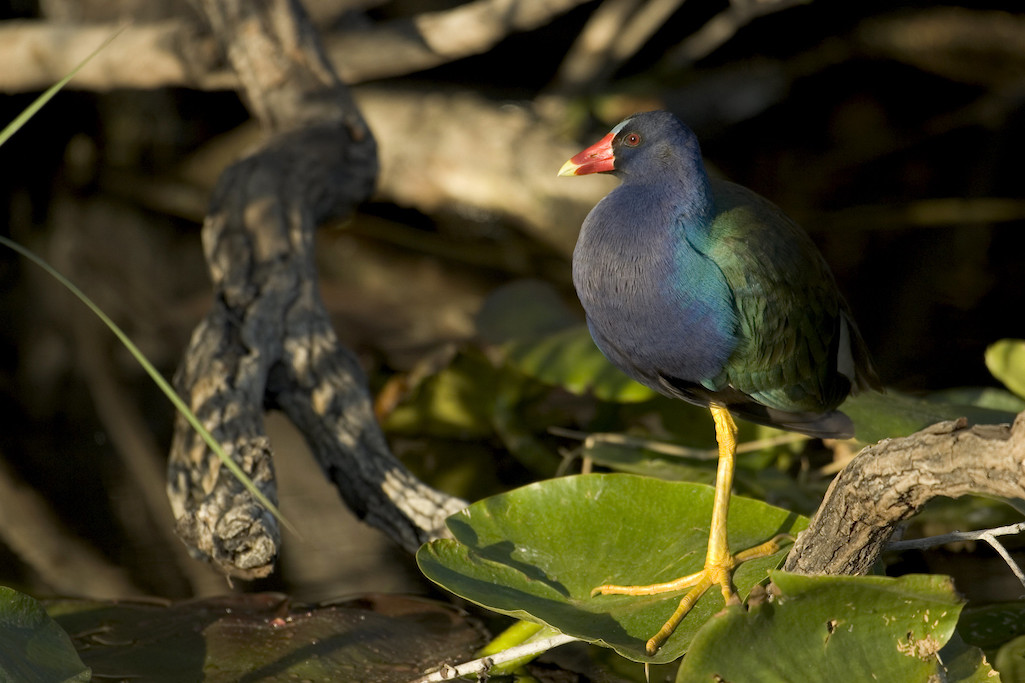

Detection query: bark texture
xmin=784 ymin=413 xmax=1025 ymax=576
xmin=167 ymin=0 xmax=463 ymax=579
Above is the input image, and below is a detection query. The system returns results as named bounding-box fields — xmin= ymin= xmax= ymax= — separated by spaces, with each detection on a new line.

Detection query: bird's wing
xmin=701 ymin=179 xmax=855 ymax=414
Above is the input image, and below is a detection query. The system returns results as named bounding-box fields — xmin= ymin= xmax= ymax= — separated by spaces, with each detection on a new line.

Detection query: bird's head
xmin=558 ymin=111 xmax=702 ymax=180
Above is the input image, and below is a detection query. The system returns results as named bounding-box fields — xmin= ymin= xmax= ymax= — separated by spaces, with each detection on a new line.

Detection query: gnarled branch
xmin=167 ymin=0 xmax=463 ymax=580
xmin=784 ymin=413 xmax=1025 ymax=576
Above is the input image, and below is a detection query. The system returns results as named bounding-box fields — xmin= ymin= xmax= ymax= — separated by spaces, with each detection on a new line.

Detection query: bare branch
xmin=0 ymin=19 xmax=233 ymax=92
xmin=330 ymin=0 xmax=594 ymax=83
xmin=0 ymin=0 xmax=593 ymax=94
xmin=855 ymin=8 xmax=1025 ymax=90
xmin=358 ymin=88 xmax=610 ymax=256
xmin=549 ymin=0 xmax=643 ymax=91
xmin=553 ymin=0 xmax=685 ymax=93
xmin=167 ymin=0 xmax=463 ymax=579
xmin=886 ymin=521 xmax=1025 ymax=552
xmin=412 ymin=633 xmax=579 ymax=683
xmin=887 ymin=522 xmax=1025 ymax=593
xmin=663 ymin=0 xmax=811 ymax=68
xmin=93 ymin=88 xmax=612 ymax=259
xmin=979 ymin=529 xmax=1025 ymax=593
xmin=783 ymin=414 xmax=1025 ymax=577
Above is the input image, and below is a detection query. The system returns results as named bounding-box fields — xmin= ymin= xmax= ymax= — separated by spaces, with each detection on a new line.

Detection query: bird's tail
xmin=740 ymin=404 xmax=855 ymax=440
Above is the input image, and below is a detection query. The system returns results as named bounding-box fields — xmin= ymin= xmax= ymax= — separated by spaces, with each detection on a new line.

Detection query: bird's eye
xmin=624 ymin=132 xmax=642 ymax=147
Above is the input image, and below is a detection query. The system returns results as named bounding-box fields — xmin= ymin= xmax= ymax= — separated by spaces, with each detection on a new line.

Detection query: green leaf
xmin=928 ymin=386 xmax=1025 ymax=413
xmin=939 ymin=631 xmax=1002 ymax=683
xmin=506 ymin=326 xmax=657 ymax=403
xmin=986 ymin=339 xmax=1025 ymax=399
xmin=384 ymin=350 xmax=498 ymax=437
xmin=995 ymin=634 xmax=1025 ymax=682
xmin=676 ymin=572 xmax=977 ymax=682
xmin=958 ymin=602 xmax=1025 ymax=651
xmin=0 ymin=587 xmax=90 ymax=682
xmin=491 ymin=372 xmax=563 ymax=476
xmin=417 ymin=473 xmax=806 ymax=664
xmin=842 ymin=390 xmax=1017 ymax=444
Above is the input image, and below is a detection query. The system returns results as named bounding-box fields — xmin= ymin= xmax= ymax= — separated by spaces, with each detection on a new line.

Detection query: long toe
xmin=592 ymin=535 xmax=790 ymax=654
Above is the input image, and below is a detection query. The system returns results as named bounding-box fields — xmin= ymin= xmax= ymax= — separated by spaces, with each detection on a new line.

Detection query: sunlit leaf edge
xmin=417 ymin=473 xmax=807 ymax=663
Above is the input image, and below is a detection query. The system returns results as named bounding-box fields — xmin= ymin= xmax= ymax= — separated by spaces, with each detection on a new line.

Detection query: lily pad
xmin=48 ymin=593 xmax=484 ymax=682
xmin=841 ymin=390 xmax=1017 ymax=444
xmin=0 ymin=586 xmax=89 ymax=683
xmin=986 ymin=339 xmax=1025 ymax=399
xmin=676 ymin=572 xmax=984 ymax=682
xmin=417 ymin=473 xmax=806 ymax=663
xmin=958 ymin=602 xmax=1025 ymax=651
xmin=928 ymin=386 xmax=1025 ymax=414
xmin=995 ymin=634 xmax=1025 ymax=682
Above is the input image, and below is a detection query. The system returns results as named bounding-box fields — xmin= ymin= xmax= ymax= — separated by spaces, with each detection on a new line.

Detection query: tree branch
xmin=329 ymin=0 xmax=594 ymax=83
xmin=552 ymin=0 xmax=685 ymax=94
xmin=0 ymin=18 xmax=233 ymax=92
xmin=167 ymin=0 xmax=463 ymax=580
xmin=358 ymin=88 xmax=609 ymax=257
xmin=662 ymin=0 xmax=812 ymax=68
xmin=783 ymin=413 xmax=1025 ymax=577
xmin=0 ymin=0 xmax=593 ymax=93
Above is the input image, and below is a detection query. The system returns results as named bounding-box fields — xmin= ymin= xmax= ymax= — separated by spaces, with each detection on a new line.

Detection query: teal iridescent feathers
xmin=561 ymin=111 xmax=879 ymax=438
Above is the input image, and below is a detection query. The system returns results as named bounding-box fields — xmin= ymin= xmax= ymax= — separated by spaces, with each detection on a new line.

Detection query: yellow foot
xmin=591 ymin=533 xmax=790 ymax=655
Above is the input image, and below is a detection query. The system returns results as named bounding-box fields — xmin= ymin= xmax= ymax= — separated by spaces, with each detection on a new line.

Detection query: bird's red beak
xmin=558 ymin=132 xmax=616 ymax=176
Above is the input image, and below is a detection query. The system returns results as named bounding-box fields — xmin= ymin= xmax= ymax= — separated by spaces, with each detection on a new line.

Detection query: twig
xmin=888 ymin=522 xmax=1025 ymax=592
xmin=548 ymin=425 xmax=807 ymax=459
xmin=886 ymin=521 xmax=1025 ymax=552
xmin=411 ymin=632 xmax=579 ymax=683
xmin=980 ymin=530 xmax=1025 ymax=592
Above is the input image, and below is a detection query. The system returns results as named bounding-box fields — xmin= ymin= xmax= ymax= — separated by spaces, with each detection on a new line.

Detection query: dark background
xmin=0 ymin=0 xmax=1022 ymax=605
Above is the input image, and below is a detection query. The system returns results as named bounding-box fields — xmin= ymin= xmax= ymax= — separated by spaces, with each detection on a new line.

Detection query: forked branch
xmin=167 ymin=0 xmax=463 ymax=579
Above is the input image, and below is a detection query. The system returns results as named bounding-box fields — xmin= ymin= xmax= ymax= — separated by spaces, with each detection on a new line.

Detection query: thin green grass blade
xmin=0 ymin=236 xmax=297 ymax=537
xmin=0 ymin=24 xmax=129 ymax=149
xmin=0 ymin=22 xmax=294 ymax=538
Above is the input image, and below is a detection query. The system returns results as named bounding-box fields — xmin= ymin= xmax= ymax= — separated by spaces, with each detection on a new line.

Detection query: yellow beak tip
xmin=557 ymin=160 xmax=579 ymax=177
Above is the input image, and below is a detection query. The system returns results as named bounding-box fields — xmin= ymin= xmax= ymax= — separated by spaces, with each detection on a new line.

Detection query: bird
xmin=558 ymin=110 xmax=879 ymax=655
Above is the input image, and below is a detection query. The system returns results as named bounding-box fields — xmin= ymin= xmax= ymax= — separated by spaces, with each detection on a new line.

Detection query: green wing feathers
xmin=705 ymin=180 xmax=879 ymax=414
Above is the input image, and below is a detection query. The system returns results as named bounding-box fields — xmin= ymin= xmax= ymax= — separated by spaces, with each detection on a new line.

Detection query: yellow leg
xmin=591 ymin=405 xmax=786 ymax=655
